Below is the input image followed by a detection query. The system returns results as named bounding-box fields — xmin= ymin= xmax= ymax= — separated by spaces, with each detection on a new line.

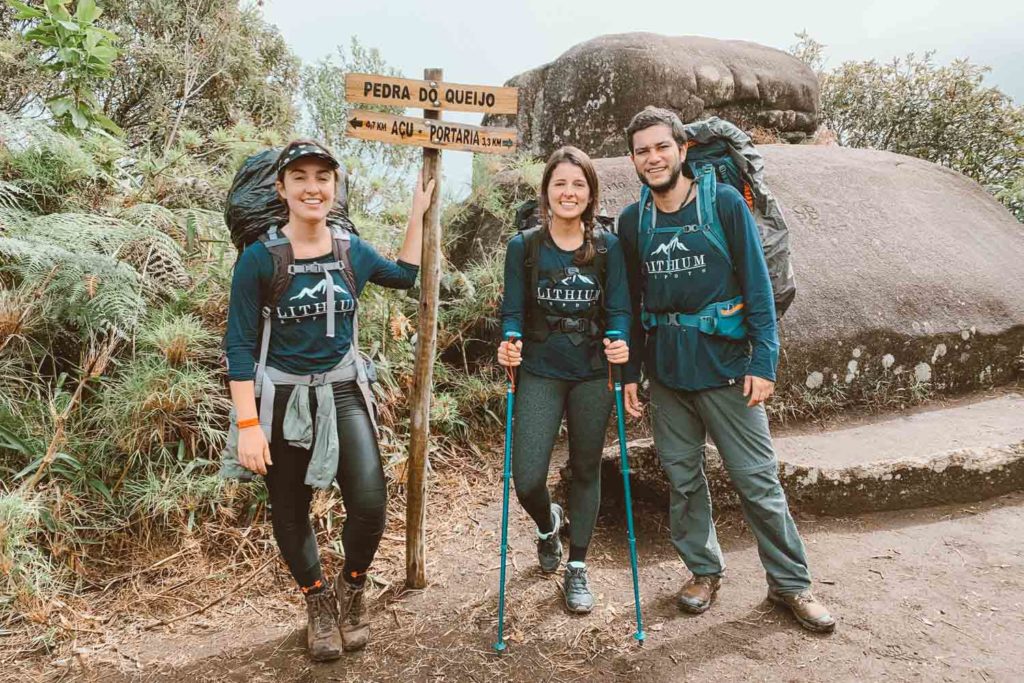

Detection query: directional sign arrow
xmin=345 ymin=110 xmax=517 ymax=155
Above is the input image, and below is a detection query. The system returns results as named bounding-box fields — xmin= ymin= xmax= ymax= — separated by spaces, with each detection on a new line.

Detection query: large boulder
xmin=588 ymin=146 xmax=1024 ymax=408
xmin=482 ymin=33 xmax=819 ymax=159
xmin=462 ymin=145 xmax=1024 ymax=413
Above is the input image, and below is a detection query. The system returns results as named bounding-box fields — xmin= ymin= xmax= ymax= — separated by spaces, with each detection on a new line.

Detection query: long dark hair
xmin=538 ymin=146 xmax=600 ymax=266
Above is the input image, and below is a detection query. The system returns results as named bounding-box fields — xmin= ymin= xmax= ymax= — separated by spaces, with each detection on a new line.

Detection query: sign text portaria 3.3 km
xmin=346 ymin=110 xmax=517 ymax=155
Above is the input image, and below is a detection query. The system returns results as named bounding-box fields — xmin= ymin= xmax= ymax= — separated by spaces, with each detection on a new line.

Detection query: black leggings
xmin=511 ymin=369 xmax=614 ymax=562
xmin=263 ymin=380 xmax=386 ymax=588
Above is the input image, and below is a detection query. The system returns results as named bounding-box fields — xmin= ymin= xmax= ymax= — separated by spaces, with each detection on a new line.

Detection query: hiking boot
xmin=536 ymin=503 xmax=564 ymax=573
xmin=676 ymin=574 xmax=721 ymax=614
xmin=768 ymin=588 xmax=836 ymax=633
xmin=335 ymin=575 xmax=370 ymax=650
xmin=304 ymin=586 xmax=343 ymax=661
xmin=562 ymin=562 xmax=594 ymax=614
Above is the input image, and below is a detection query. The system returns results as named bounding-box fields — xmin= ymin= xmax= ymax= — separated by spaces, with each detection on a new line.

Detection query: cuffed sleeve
xmin=719 ymin=191 xmax=779 ymax=381
xmin=225 ymin=243 xmax=273 ymax=381
xmin=500 ymin=233 xmax=526 ymax=338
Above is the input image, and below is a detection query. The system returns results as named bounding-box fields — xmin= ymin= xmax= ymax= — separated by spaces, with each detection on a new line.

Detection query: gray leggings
xmin=512 ymin=369 xmax=614 ymax=560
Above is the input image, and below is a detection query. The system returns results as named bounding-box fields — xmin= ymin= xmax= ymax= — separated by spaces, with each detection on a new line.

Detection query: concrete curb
xmin=575 ymin=393 xmax=1024 ymax=516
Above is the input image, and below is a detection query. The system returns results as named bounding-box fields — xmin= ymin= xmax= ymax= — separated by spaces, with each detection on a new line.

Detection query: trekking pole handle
xmin=605 ymin=329 xmax=625 ymax=384
xmin=504 ymin=331 xmax=522 ymax=389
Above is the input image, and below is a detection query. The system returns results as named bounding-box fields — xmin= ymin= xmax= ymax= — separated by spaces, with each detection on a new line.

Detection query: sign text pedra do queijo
xmin=345 ymin=73 xmax=518 ymax=115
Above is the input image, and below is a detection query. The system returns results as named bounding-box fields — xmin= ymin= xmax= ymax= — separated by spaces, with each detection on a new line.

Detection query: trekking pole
xmin=494 ymin=332 xmax=521 ymax=654
xmin=607 ymin=330 xmax=646 ymax=644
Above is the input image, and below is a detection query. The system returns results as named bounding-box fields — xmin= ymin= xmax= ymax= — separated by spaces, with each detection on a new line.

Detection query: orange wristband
xmin=237 ymin=417 xmax=260 ymax=430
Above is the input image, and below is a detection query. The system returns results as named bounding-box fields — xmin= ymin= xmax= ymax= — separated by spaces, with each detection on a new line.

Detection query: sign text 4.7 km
xmin=346 ymin=110 xmax=516 ymax=155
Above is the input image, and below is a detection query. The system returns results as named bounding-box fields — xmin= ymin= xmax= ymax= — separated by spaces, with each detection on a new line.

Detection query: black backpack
xmin=519 ymin=224 xmax=610 ymax=347
xmin=224 ymin=148 xmax=357 ymax=251
xmin=223 ymin=148 xmax=360 ymax=312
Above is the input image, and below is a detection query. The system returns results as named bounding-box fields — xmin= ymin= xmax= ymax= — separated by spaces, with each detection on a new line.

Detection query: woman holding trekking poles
xmin=497 ymin=145 xmax=631 ymax=613
xmin=223 ymin=139 xmax=434 ymax=661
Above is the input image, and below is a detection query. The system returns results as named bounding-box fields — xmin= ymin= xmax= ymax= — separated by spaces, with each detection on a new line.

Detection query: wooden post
xmin=405 ymin=68 xmax=443 ymax=589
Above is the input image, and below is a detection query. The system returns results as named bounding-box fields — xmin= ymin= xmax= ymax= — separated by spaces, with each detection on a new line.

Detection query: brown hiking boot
xmin=304 ymin=587 xmax=343 ymax=661
xmin=335 ymin=575 xmax=370 ymax=651
xmin=677 ymin=574 xmax=721 ymax=614
xmin=768 ymin=588 xmax=836 ymax=633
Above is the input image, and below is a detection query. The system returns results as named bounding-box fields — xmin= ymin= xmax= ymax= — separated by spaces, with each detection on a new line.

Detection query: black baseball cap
xmin=274 ymin=139 xmax=340 ymax=178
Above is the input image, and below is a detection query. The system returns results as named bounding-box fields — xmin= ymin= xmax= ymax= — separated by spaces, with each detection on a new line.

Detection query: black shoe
xmin=563 ymin=563 xmax=594 ymax=614
xmin=536 ymin=503 xmax=564 ymax=573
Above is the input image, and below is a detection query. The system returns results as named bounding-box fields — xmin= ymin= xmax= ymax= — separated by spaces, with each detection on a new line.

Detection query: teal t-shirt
xmin=225 ymin=235 xmax=418 ymax=381
xmin=500 ymin=230 xmax=631 ymax=381
xmin=618 ymin=183 xmax=779 ymax=391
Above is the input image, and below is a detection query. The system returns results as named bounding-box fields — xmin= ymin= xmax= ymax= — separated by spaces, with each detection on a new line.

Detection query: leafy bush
xmin=790 ymin=33 xmax=1024 ymax=221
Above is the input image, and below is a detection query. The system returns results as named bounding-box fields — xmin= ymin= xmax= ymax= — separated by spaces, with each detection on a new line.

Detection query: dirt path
xmin=49 ymin=481 xmax=1023 ymax=683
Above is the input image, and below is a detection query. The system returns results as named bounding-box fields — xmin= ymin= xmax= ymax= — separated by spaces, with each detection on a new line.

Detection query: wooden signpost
xmin=345 ymin=70 xmax=517 ymax=589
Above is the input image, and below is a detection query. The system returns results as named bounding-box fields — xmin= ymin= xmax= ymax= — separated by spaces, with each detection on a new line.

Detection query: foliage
xmin=301 ymin=36 xmax=419 ymax=214
xmin=0 ymin=113 xmax=507 ymax=647
xmin=788 ymin=30 xmax=826 ymax=75
xmin=92 ymin=0 xmax=300 ymax=148
xmin=6 ymin=0 xmax=122 ymax=135
xmin=0 ymin=111 xmax=119 ymax=213
xmin=789 ymin=33 xmax=1024 ymax=221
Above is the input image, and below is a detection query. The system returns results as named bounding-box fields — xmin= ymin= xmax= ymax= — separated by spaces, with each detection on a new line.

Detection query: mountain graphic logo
xmin=558 ymin=272 xmax=595 ymax=286
xmin=290 ymin=279 xmax=348 ymax=301
xmin=651 ymin=236 xmax=690 ymax=257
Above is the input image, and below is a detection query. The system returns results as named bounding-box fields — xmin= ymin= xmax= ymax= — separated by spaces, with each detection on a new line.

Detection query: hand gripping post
xmin=607 ymin=330 xmax=646 ymax=643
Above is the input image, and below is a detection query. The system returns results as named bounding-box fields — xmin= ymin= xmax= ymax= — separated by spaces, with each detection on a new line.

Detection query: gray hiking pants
xmin=650 ymin=378 xmax=812 ymax=593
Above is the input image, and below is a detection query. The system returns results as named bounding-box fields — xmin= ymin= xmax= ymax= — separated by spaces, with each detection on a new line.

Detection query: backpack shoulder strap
xmin=258 ymin=227 xmax=294 ymax=309
xmin=591 ymin=227 xmax=609 ymax=286
xmin=329 ymin=225 xmax=357 ymax=295
xmin=638 ymin=186 xmax=656 ymax=266
xmin=694 ymin=167 xmax=732 ymax=269
xmin=521 ymin=227 xmax=543 ymax=298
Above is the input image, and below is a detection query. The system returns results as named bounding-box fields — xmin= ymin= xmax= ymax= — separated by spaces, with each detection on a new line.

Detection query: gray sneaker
xmin=563 ymin=563 xmax=594 ymax=614
xmin=536 ymin=503 xmax=564 ymax=573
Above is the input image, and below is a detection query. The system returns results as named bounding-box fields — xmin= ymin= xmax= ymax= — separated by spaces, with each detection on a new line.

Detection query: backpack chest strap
xmin=288 ymin=260 xmax=346 ymax=338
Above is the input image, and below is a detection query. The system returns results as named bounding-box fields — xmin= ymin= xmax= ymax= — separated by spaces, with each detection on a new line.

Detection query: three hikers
xmin=222 ymin=110 xmax=834 ymax=662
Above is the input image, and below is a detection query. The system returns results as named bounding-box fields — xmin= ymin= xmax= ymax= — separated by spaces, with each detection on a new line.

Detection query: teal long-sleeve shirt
xmin=500 ymin=230 xmax=631 ymax=381
xmin=226 ymin=234 xmax=418 ymax=381
xmin=618 ymin=182 xmax=779 ymax=391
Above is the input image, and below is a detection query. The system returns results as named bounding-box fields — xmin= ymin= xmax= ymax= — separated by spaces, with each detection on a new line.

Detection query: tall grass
xmin=0 ymin=114 xmax=513 ymax=650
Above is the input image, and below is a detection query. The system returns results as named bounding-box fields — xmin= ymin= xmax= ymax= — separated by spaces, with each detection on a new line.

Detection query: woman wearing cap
xmin=497 ymin=146 xmax=631 ymax=613
xmin=224 ymin=139 xmax=434 ymax=661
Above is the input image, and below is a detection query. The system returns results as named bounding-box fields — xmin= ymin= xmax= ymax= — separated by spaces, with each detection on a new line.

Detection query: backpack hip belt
xmin=642 ymin=295 xmax=747 ymax=340
xmin=254 ymin=351 xmax=361 ymax=489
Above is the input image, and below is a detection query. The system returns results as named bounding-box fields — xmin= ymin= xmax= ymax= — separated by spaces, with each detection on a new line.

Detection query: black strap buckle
xmin=557 ymin=317 xmax=587 ymax=333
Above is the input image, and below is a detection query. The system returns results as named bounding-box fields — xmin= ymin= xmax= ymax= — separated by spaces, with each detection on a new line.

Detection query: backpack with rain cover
xmin=669 ymin=117 xmax=796 ymax=317
xmin=225 ymin=148 xmax=357 ymax=250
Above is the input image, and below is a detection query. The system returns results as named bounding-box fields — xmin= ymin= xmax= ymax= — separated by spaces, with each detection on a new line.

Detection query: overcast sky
xmin=263 ymin=0 xmax=1024 ymax=197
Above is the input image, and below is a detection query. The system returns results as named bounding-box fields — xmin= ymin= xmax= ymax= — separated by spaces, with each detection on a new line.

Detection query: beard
xmin=637 ymin=162 xmax=683 ymax=193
